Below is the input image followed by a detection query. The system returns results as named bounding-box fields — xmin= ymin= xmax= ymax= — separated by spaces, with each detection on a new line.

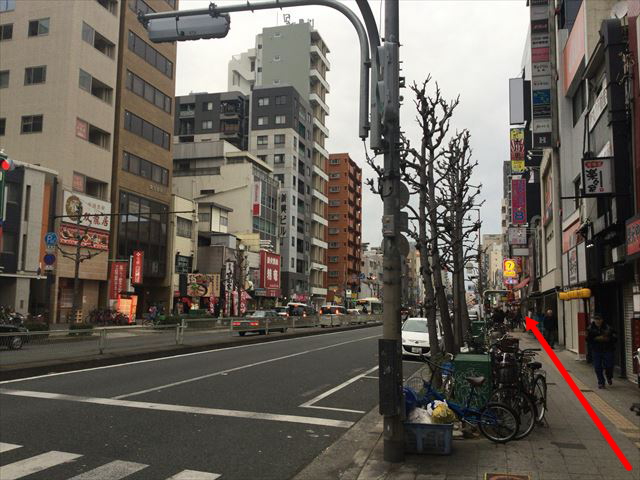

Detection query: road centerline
xmin=113 ymin=334 xmax=380 ymax=399
xmin=0 ymin=388 xmax=355 ymax=429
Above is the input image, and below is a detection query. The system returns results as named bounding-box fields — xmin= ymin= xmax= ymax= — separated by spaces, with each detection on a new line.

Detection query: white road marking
xmin=67 ymin=460 xmax=148 ymax=479
xmin=362 ymin=376 xmax=379 ymax=379
xmin=166 ymin=470 xmax=221 ymax=480
xmin=299 ymin=365 xmax=378 ymax=413
xmin=0 ymin=451 xmax=81 ymax=479
xmin=114 ymin=335 xmax=380 ymax=399
xmin=0 ymin=329 xmax=380 ymax=385
xmin=0 ymin=442 xmax=21 ymax=453
xmin=0 ymin=389 xmax=355 ymax=429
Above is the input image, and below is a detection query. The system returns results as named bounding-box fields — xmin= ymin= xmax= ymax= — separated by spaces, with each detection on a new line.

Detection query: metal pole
xmin=477 ymin=209 xmax=483 ymax=298
xmin=71 ymin=214 xmax=83 ymax=323
xmin=380 ymin=0 xmax=404 ymax=463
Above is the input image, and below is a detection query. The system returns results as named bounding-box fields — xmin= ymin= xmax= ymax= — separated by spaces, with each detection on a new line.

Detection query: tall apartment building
xmin=326 ymin=153 xmax=361 ymax=305
xmin=110 ymin=0 xmax=178 ymax=315
xmin=0 ymin=0 xmax=120 ymax=321
xmin=229 ymin=20 xmax=330 ymax=307
xmin=174 ymin=91 xmax=249 ymax=150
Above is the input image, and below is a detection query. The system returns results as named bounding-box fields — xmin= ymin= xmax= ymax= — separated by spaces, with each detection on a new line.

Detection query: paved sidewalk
xmin=296 ymin=334 xmax=640 ymax=480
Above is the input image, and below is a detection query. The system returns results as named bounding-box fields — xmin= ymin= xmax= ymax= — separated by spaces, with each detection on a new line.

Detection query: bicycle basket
xmin=495 ymin=362 xmax=519 ymax=385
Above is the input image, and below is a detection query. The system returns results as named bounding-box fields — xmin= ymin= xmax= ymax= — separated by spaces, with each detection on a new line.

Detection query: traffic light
xmin=0 ymin=150 xmax=15 ymax=171
xmin=146 ymin=13 xmax=231 ymax=43
xmin=371 ymin=42 xmax=400 ymax=151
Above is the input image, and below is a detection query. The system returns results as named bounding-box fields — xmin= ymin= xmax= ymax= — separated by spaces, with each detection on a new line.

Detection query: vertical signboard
xmin=109 ymin=262 xmax=128 ymax=300
xmin=252 ymin=182 xmax=262 ymax=216
xmin=131 ymin=250 xmax=144 ymax=285
xmin=510 ymin=128 xmax=525 ymax=173
xmin=259 ymin=250 xmax=281 ymax=296
xmin=530 ymin=0 xmax=553 ymax=148
xmin=511 ymin=178 xmax=527 ymax=225
xmin=224 ymin=261 xmax=234 ymax=317
xmin=279 ymin=191 xmax=288 ymax=238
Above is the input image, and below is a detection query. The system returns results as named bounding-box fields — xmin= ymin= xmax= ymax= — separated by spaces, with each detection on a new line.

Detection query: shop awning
xmin=514 ymin=277 xmax=530 ymax=290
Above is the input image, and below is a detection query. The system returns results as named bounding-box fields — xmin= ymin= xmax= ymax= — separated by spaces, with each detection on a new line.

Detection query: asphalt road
xmin=0 ymin=326 xmax=422 ymax=480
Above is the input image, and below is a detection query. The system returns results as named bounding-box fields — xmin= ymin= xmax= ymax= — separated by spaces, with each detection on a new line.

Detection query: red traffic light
xmin=1 ymin=158 xmax=15 ymax=171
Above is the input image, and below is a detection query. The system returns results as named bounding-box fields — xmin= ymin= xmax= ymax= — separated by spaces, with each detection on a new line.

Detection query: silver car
xmin=401 ymin=317 xmax=443 ymax=358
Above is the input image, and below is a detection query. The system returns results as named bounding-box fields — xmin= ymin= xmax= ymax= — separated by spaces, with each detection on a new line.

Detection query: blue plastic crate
xmin=403 ymin=422 xmax=453 ymax=455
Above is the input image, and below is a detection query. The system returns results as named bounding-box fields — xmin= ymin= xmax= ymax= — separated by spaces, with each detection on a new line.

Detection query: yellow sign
xmin=503 ymin=258 xmax=517 ymax=278
xmin=511 ymin=160 xmax=526 ymax=173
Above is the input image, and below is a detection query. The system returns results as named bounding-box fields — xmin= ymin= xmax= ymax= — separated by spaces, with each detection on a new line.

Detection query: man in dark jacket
xmin=586 ymin=313 xmax=617 ymax=389
xmin=543 ymin=309 xmax=558 ymax=348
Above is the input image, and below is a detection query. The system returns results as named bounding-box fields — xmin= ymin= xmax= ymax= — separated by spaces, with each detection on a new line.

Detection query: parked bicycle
xmin=405 ymin=355 xmax=521 ymax=443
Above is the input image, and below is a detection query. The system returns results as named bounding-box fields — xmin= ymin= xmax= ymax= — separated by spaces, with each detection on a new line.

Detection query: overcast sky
xmin=175 ymin=0 xmax=530 ymax=247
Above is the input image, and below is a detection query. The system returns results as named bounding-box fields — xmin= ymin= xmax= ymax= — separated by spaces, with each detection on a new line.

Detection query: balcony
xmin=313 ymin=117 xmax=329 ymax=138
xmin=312 ymin=213 xmax=328 ymax=226
xmin=312 ymin=163 xmax=329 ymax=182
xmin=311 ymin=237 xmax=328 ymax=249
xmin=310 ymin=45 xmax=331 ymax=70
xmin=312 ymin=188 xmax=328 ymax=204
xmin=311 ymin=286 xmax=328 ymax=296
xmin=313 ymin=141 xmax=329 ymax=160
xmin=310 ymin=69 xmax=330 ymax=93
xmin=311 ymin=262 xmax=328 ymax=272
xmin=310 ymin=93 xmax=330 ymax=115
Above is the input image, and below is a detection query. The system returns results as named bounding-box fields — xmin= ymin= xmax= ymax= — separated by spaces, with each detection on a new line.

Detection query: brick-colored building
xmin=327 ymin=153 xmax=362 ymax=305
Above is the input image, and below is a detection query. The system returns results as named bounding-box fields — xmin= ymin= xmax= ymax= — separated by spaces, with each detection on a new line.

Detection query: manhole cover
xmin=551 ymin=441 xmax=587 ymax=450
xmin=484 ymin=475 xmax=530 ymax=480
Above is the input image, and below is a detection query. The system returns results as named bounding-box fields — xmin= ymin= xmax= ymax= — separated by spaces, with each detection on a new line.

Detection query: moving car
xmin=231 ymin=310 xmax=288 ymax=336
xmin=401 ymin=317 xmax=443 ymax=358
xmin=320 ymin=305 xmax=346 ymax=315
xmin=0 ymin=324 xmax=29 ymax=350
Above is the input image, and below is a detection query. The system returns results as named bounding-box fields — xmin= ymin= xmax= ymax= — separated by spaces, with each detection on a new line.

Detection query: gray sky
xmin=175 ymin=0 xmax=530 ymax=247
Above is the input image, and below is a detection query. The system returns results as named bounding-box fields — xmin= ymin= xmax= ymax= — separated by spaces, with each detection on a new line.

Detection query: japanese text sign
xmin=109 ymin=262 xmax=128 ymax=300
xmin=63 ymin=190 xmax=111 ymax=231
xmin=511 ymin=178 xmax=527 ymax=225
xmin=132 ymin=251 xmax=144 ymax=285
xmin=582 ymin=157 xmax=613 ymax=196
xmin=260 ymin=250 xmax=281 ymax=290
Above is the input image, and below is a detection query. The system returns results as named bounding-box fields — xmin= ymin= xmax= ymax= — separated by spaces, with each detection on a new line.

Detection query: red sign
xmin=59 ymin=224 xmax=109 ymax=250
xmin=109 ymin=262 xmax=128 ymax=300
xmin=511 ymin=178 xmax=527 ymax=225
xmin=625 ymin=214 xmax=640 ymax=259
xmin=132 ymin=250 xmax=144 ymax=284
xmin=76 ymin=118 xmax=88 ymax=140
xmin=260 ymin=250 xmax=281 ymax=291
xmin=252 ymin=182 xmax=261 ymax=216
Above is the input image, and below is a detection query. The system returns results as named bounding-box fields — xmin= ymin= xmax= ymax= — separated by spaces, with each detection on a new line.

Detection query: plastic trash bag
xmin=408 ymin=407 xmax=432 ymax=424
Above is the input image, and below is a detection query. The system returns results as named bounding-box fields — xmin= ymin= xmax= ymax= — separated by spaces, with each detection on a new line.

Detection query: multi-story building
xmin=0 ymin=0 xmax=120 ymax=321
xmin=326 ymin=153 xmax=362 ymax=305
xmin=174 ymin=91 xmax=249 ymax=150
xmin=360 ymin=244 xmax=383 ymax=300
xmin=110 ymin=0 xmax=178 ymax=316
xmin=229 ymin=20 xmax=330 ymax=307
xmin=481 ymin=234 xmax=504 ymax=290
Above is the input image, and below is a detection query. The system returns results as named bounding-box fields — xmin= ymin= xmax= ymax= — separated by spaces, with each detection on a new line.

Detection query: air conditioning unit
xmin=612 ymin=245 xmax=625 ymax=264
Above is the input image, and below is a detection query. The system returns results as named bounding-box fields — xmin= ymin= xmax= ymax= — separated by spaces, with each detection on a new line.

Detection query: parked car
xmin=401 ymin=317 xmax=443 ymax=359
xmin=0 ymin=324 xmax=29 ymax=350
xmin=274 ymin=306 xmax=289 ymax=317
xmin=231 ymin=310 xmax=288 ymax=336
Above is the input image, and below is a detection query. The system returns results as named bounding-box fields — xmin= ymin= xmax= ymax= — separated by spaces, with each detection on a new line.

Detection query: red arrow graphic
xmin=525 ymin=317 xmax=633 ymax=471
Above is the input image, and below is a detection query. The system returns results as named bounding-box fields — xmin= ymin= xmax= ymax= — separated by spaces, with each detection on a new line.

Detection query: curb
xmin=0 ymin=323 xmax=381 ymax=381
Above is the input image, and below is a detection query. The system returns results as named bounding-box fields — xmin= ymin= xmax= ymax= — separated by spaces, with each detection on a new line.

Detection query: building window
xmin=0 ymin=23 xmax=12 ymax=40
xmin=0 ymin=118 xmax=4 ymax=135
xmin=257 ymin=135 xmax=268 ymax=148
xmin=82 ymin=22 xmax=115 ymax=58
xmin=203 ymin=101 xmax=213 ymax=111
xmin=329 ymin=186 xmax=341 ymax=193
xmin=275 ymin=115 xmax=286 ymax=125
xmin=572 ymin=81 xmax=586 ymax=127
xmin=330 ymin=158 xmax=340 ymax=165
xmin=23 ymin=65 xmax=46 ymax=85
xmin=273 ymin=55 xmax=281 ymax=62
xmin=28 ymin=18 xmax=49 ymax=37
xmin=274 ymin=134 xmax=285 ymax=146
xmin=129 ymin=0 xmax=155 ymax=15
xmin=78 ymin=69 xmax=113 ymax=103
xmin=123 ymin=151 xmax=169 ymax=186
xmin=329 ymin=271 xmax=339 ymax=278
xmin=274 ymin=174 xmax=284 ymax=184
xmin=128 ymin=31 xmax=173 ymax=78
xmin=220 ymin=214 xmax=228 ymax=226
xmin=125 ymin=70 xmax=171 ymax=113
xmin=329 ymin=228 xmax=339 ymax=234
xmin=175 ymin=255 xmax=192 ymax=274
xmin=257 ymin=116 xmax=268 ymax=126
xmin=176 ymin=217 xmax=193 ymax=238
xmin=124 ymin=111 xmax=170 ymax=150
xmin=329 ymin=256 xmax=339 ymax=262
xmin=87 ymin=124 xmax=110 ymax=150
xmin=329 ymin=213 xmax=340 ymax=220
xmin=0 ymin=70 xmax=8 ymax=88
xmin=329 ymin=173 xmax=341 ymax=179
xmin=21 ymin=115 xmax=43 ymax=134
xmin=0 ymin=0 xmax=16 ymax=12
xmin=97 ymin=0 xmax=118 ymax=14
xmin=329 ymin=200 xmax=341 ymax=206
xmin=275 ymin=95 xmax=287 ymax=105
xmin=258 ymin=97 xmax=269 ymax=107
xmin=329 ymin=242 xmax=339 ymax=248
xmin=274 ymin=154 xmax=285 ymax=164
xmin=202 ymin=120 xmax=213 ymax=129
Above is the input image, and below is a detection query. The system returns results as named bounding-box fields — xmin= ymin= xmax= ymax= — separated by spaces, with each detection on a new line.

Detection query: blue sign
xmin=44 ymin=232 xmax=58 ymax=246
xmin=532 ymin=89 xmax=551 ymax=106
xmin=43 ymin=253 xmax=56 ymax=266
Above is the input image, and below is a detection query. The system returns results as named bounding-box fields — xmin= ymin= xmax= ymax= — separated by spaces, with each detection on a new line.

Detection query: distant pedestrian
xmin=148 ymin=304 xmax=158 ymax=323
xmin=513 ymin=310 xmax=524 ymax=331
xmin=543 ymin=308 xmax=557 ymax=348
xmin=586 ymin=313 xmax=617 ymax=389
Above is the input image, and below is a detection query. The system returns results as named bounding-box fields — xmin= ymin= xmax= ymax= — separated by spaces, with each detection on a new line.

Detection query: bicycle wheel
xmin=490 ymin=387 xmax=537 ymax=440
xmin=532 ymin=374 xmax=547 ymax=423
xmin=478 ymin=402 xmax=520 ymax=443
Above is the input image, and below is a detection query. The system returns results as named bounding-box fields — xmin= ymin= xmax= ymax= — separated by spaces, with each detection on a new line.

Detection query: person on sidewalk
xmin=543 ymin=308 xmax=557 ymax=348
xmin=586 ymin=313 xmax=618 ymax=389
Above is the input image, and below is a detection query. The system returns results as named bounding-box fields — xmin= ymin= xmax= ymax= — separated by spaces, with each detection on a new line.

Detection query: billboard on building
xmin=508 ymin=227 xmax=527 ymax=245
xmin=510 ymin=128 xmax=525 ymax=173
xmin=511 ymin=178 xmax=527 ymax=225
xmin=62 ymin=190 xmax=111 ymax=231
xmin=259 ymin=250 xmax=281 ymax=297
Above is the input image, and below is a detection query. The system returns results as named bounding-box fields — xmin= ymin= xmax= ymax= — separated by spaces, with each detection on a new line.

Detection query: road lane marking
xmin=114 ymin=335 xmax=381 ymax=399
xmin=67 ymin=460 xmax=148 ymax=479
xmin=299 ymin=365 xmax=378 ymax=413
xmin=0 ymin=328 xmax=381 ymax=385
xmin=0 ymin=451 xmax=81 ymax=479
xmin=0 ymin=442 xmax=21 ymax=453
xmin=166 ymin=470 xmax=221 ymax=480
xmin=0 ymin=389 xmax=355 ymax=429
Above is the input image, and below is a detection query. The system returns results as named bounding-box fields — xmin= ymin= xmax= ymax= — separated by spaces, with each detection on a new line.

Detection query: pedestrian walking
xmin=513 ymin=310 xmax=524 ymax=331
xmin=543 ymin=308 xmax=557 ymax=348
xmin=586 ymin=313 xmax=617 ymax=389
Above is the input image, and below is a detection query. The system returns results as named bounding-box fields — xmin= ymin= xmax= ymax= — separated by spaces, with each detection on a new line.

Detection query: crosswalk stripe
xmin=67 ymin=460 xmax=148 ymax=479
xmin=0 ymin=442 xmax=22 ymax=454
xmin=0 ymin=451 xmax=81 ymax=480
xmin=166 ymin=470 xmax=222 ymax=480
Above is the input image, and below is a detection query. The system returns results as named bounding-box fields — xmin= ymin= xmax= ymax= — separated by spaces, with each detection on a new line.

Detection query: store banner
xmin=503 ymin=258 xmax=517 ymax=278
xmin=59 ymin=224 xmax=109 ymax=250
xmin=508 ymin=227 xmax=527 ymax=245
xmin=252 ymin=182 xmax=262 ymax=216
xmin=582 ymin=156 xmax=613 ymax=196
xmin=132 ymin=250 xmax=144 ymax=284
xmin=63 ymin=190 xmax=111 ymax=231
xmin=626 ymin=215 xmax=640 ymax=260
xmin=259 ymin=250 xmax=281 ymax=293
xmin=109 ymin=262 xmax=128 ymax=300
xmin=510 ymin=128 xmax=525 ymax=173
xmin=511 ymin=178 xmax=527 ymax=225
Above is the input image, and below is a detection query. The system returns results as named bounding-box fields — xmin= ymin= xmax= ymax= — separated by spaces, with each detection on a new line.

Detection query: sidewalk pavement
xmin=295 ymin=333 xmax=640 ymax=480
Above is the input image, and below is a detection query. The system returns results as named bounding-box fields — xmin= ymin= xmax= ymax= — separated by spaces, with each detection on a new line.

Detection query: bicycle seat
xmin=465 ymin=376 xmax=486 ymax=387
xmin=526 ymin=361 xmax=542 ymax=370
